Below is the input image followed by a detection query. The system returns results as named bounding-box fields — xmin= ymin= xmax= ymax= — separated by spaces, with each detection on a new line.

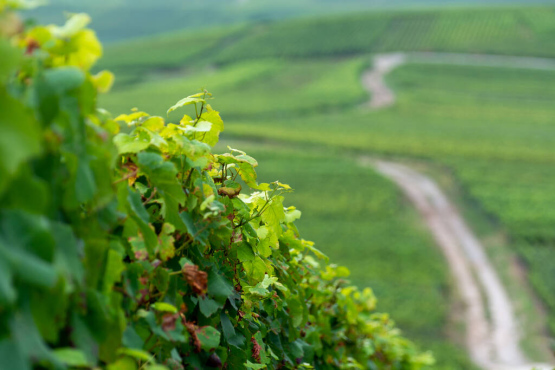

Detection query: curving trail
xmin=362 ymin=52 xmax=555 ymax=109
xmin=366 ymin=159 xmax=554 ymax=370
xmin=360 ymin=54 xmax=555 ymax=369
xmin=361 ymin=53 xmax=406 ymax=108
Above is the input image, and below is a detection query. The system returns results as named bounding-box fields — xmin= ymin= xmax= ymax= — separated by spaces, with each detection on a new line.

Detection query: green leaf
xmin=127 ymin=188 xmax=157 ymax=255
xmin=102 ymin=249 xmax=125 ymax=294
xmin=152 ymin=269 xmax=169 ymax=296
xmin=220 ymin=312 xmax=245 ymax=348
xmin=117 ymin=348 xmax=154 ymax=362
xmin=237 ymin=243 xmax=254 ymax=262
xmin=52 ymin=13 xmax=91 ymax=38
xmin=232 ymin=197 xmax=250 ymax=220
xmin=113 ymin=132 xmax=151 ymax=154
xmin=0 ymin=89 xmax=40 ymax=194
xmin=0 ymin=339 xmax=28 ymax=370
xmin=152 ymin=302 xmax=178 ymax=313
xmin=207 ymin=269 xmax=234 ymax=302
xmin=10 ymin=306 xmax=57 ymax=366
xmin=198 ymin=105 xmax=224 ymax=146
xmin=260 ymin=197 xmax=286 ymax=238
xmin=43 ymin=67 xmax=86 ymax=94
xmin=75 ymin=157 xmax=96 ymax=203
xmin=167 ymin=96 xmax=205 ymax=115
xmin=2 ymin=165 xmax=48 ymax=214
xmin=198 ymin=296 xmax=221 ymax=318
xmin=3 ymin=245 xmax=58 ymax=289
xmin=53 ymin=348 xmax=90 ymax=367
xmin=0 ymin=243 xmax=15 ymax=305
xmin=145 ymin=365 xmax=170 ymax=370
xmin=196 ymin=326 xmax=220 ymax=351
xmin=137 ymin=152 xmax=185 ymax=205
xmin=0 ymin=39 xmax=20 ymax=84
xmin=107 ymin=357 xmax=138 ymax=370
xmin=245 ymin=360 xmax=266 ymax=369
xmin=287 ymin=297 xmax=304 ymax=328
xmin=157 ymin=223 xmax=175 ymax=261
xmin=285 ymin=208 xmax=302 ymax=224
xmin=247 ymin=275 xmax=278 ymax=298
xmin=182 ymin=120 xmax=211 ymax=133
xmin=93 ymin=70 xmax=115 ymax=93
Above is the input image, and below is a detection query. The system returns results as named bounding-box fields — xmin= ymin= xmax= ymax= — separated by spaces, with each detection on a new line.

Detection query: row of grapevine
xmin=0 ymin=3 xmax=432 ymax=369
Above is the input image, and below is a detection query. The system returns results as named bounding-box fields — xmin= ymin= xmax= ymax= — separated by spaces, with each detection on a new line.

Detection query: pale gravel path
xmin=365 ymin=159 xmax=553 ymax=370
xmin=362 ymin=53 xmax=406 ymax=108
xmin=363 ymin=52 xmax=555 ymax=109
xmin=361 ymin=52 xmax=555 ymax=369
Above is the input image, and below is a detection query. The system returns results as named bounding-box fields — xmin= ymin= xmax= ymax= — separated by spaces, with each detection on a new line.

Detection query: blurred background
xmin=30 ymin=0 xmax=555 ymax=368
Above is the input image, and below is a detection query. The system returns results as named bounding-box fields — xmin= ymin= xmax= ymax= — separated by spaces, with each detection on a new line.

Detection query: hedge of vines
xmin=0 ymin=3 xmax=433 ymax=369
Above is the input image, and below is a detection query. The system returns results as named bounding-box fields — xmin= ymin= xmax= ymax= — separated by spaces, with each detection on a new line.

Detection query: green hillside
xmin=29 ymin=0 xmax=555 ymax=42
xmin=96 ymin=3 xmax=555 ymax=368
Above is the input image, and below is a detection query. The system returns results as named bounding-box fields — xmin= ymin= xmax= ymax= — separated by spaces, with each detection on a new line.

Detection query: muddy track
xmin=360 ymin=53 xmax=555 ymax=369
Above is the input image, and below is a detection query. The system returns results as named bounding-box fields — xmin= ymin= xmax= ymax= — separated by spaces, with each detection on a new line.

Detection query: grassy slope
xmin=96 ymin=4 xmax=555 ymax=367
xmin=93 ymin=5 xmax=555 ymax=71
xmin=30 ymin=0 xmax=555 ymax=42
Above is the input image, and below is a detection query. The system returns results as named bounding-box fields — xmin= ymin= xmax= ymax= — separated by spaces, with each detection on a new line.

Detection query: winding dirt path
xmin=363 ymin=52 xmax=555 ymax=108
xmin=360 ymin=53 xmax=555 ymax=369
xmin=362 ymin=53 xmax=406 ymax=108
xmin=365 ymin=160 xmax=555 ymax=370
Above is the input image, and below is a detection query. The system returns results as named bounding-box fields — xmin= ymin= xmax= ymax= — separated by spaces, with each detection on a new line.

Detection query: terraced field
xmin=97 ymin=4 xmax=555 ymax=368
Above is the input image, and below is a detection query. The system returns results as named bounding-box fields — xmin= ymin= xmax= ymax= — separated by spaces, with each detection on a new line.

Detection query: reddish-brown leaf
xmin=162 ymin=313 xmax=179 ymax=332
xmin=182 ymin=264 xmax=208 ymax=295
xmin=185 ymin=321 xmax=201 ymax=353
xmin=251 ymin=337 xmax=261 ymax=363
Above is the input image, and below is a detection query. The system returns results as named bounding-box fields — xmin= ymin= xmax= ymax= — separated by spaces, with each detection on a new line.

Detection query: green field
xmin=31 ymin=0 xmax=555 ymax=42
xmin=94 ymin=5 xmax=555 ymax=75
xmin=95 ymin=3 xmax=555 ymax=368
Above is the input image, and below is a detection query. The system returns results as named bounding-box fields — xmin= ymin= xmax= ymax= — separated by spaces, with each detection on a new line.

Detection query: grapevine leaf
xmin=92 ymin=70 xmax=115 ymax=93
xmin=198 ymin=296 xmax=221 ymax=318
xmin=237 ymin=243 xmax=255 ymax=262
xmin=126 ymin=188 xmax=157 ymax=255
xmin=137 ymin=152 xmax=185 ymax=205
xmin=198 ymin=105 xmax=224 ymax=146
xmin=51 ymin=13 xmax=91 ymax=38
xmin=67 ymin=29 xmax=102 ymax=70
xmin=167 ymin=97 xmax=205 ymax=115
xmin=53 ymin=348 xmax=90 ymax=367
xmin=113 ymin=132 xmax=150 ymax=154
xmin=182 ymin=120 xmax=211 ymax=133
xmin=0 ymin=242 xmax=15 ymax=305
xmin=157 ymin=223 xmax=176 ymax=261
xmin=142 ymin=116 xmax=165 ymax=132
xmin=0 ymin=39 xmax=20 ymax=83
xmin=0 ymin=89 xmax=40 ymax=193
xmin=220 ymin=312 xmax=245 ymax=348
xmin=196 ymin=326 xmax=220 ymax=351
xmin=260 ymin=197 xmax=286 ymax=238
xmin=0 ymin=339 xmax=28 ymax=370
xmin=117 ymin=348 xmax=153 ymax=362
xmin=207 ymin=268 xmax=234 ymax=302
xmin=245 ymin=361 xmax=266 ymax=369
xmin=101 ymin=249 xmax=124 ymax=294
xmin=43 ymin=67 xmax=85 ymax=94
xmin=152 ymin=302 xmax=178 ymax=313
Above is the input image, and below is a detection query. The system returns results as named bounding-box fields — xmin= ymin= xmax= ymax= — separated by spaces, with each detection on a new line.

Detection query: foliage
xmin=0 ymin=7 xmax=433 ymax=370
xmin=234 ymin=145 xmax=477 ymax=370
